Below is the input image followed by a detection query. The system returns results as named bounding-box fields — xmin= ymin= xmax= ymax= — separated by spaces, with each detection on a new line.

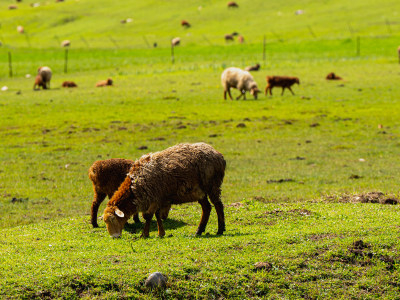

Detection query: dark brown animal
xmin=62 ymin=81 xmax=78 ymax=88
xmin=96 ymin=78 xmax=113 ymax=87
xmin=244 ymin=63 xmax=260 ymax=72
xmin=227 ymin=1 xmax=239 ymax=8
xmin=88 ymin=159 xmax=171 ymax=228
xmin=102 ymin=143 xmax=226 ymax=238
xmin=326 ymin=72 xmax=342 ymax=80
xmin=265 ymin=76 xmax=300 ymax=96
xmin=181 ymin=20 xmax=191 ymax=28
xmin=224 ymin=34 xmax=234 ymax=41
xmin=33 ymin=75 xmax=46 ymax=90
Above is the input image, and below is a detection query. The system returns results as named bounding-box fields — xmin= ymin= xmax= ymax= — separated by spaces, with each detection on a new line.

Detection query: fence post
xmin=171 ymin=43 xmax=175 ymax=64
xmin=8 ymin=51 xmax=12 ymax=77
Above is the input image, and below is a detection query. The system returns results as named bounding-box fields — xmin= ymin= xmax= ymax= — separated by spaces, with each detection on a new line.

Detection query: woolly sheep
xmin=171 ymin=37 xmax=181 ymax=46
xmin=102 ymin=143 xmax=226 ymax=238
xmin=265 ymin=76 xmax=300 ymax=96
xmin=221 ymin=67 xmax=261 ymax=100
xmin=89 ymin=158 xmax=171 ymax=228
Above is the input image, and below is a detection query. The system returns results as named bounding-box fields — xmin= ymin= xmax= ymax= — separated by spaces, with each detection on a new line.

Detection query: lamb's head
xmin=295 ymin=78 xmax=300 ymax=85
xmin=250 ymin=85 xmax=261 ymax=100
xmin=103 ymin=205 xmax=129 ymax=238
xmin=106 ymin=78 xmax=113 ymax=85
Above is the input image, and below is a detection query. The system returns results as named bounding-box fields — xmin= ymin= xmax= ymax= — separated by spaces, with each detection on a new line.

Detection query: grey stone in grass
xmin=145 ymin=272 xmax=168 ymax=289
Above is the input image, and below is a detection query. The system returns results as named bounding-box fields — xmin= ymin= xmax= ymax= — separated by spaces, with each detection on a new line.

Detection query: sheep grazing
xmin=227 ymin=1 xmax=239 ymax=8
xmin=96 ymin=78 xmax=113 ymax=87
xmin=224 ymin=34 xmax=234 ymax=42
xmin=221 ymin=67 xmax=261 ymax=100
xmin=245 ymin=63 xmax=260 ymax=72
xmin=17 ymin=26 xmax=24 ymax=34
xmin=171 ymin=37 xmax=181 ymax=46
xmin=9 ymin=5 xmax=17 ymax=9
xmin=265 ymin=76 xmax=300 ymax=96
xmin=61 ymin=40 xmax=70 ymax=47
xmin=62 ymin=81 xmax=78 ymax=88
xmin=326 ymin=72 xmax=342 ymax=80
xmin=89 ymin=159 xmax=171 ymax=228
xmin=102 ymin=143 xmax=226 ymax=238
xmin=33 ymin=66 xmax=52 ymax=90
xmin=181 ymin=20 xmax=191 ymax=28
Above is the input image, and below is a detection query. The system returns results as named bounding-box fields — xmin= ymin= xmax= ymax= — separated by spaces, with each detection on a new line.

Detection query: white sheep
xmin=37 ymin=66 xmax=52 ymax=89
xmin=221 ymin=67 xmax=260 ymax=100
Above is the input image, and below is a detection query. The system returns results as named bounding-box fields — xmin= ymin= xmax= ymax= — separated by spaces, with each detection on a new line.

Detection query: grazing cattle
xmin=265 ymin=76 xmax=300 ymax=96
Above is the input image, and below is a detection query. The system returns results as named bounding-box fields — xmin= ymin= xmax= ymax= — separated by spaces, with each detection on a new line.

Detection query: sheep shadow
xmin=123 ymin=218 xmax=187 ymax=234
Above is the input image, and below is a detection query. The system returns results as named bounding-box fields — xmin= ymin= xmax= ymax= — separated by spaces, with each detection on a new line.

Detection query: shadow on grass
xmin=123 ymin=218 xmax=187 ymax=234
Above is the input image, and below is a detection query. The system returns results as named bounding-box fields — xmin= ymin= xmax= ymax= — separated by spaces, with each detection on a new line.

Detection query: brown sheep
xmin=62 ymin=81 xmax=78 ymax=88
xmin=9 ymin=5 xmax=18 ymax=9
xmin=238 ymin=35 xmax=244 ymax=44
xmin=227 ymin=1 xmax=239 ymax=8
xmin=181 ymin=20 xmax=191 ymax=28
xmin=89 ymin=158 xmax=171 ymax=228
xmin=244 ymin=63 xmax=260 ymax=72
xmin=96 ymin=78 xmax=113 ymax=87
xmin=224 ymin=34 xmax=234 ymax=42
xmin=102 ymin=143 xmax=226 ymax=238
xmin=326 ymin=72 xmax=342 ymax=80
xmin=265 ymin=76 xmax=300 ymax=96
xmin=33 ymin=75 xmax=46 ymax=90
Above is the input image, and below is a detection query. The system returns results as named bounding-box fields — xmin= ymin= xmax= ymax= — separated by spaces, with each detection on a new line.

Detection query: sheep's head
xmin=103 ymin=205 xmax=129 ymax=238
xmin=106 ymin=78 xmax=113 ymax=85
xmin=250 ymin=86 xmax=261 ymax=99
xmin=295 ymin=78 xmax=300 ymax=85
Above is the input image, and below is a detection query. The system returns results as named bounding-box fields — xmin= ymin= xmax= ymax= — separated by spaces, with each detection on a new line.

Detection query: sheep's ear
xmin=115 ymin=208 xmax=125 ymax=218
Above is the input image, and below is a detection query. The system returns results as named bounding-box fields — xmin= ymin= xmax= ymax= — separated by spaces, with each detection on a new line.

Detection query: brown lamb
xmin=265 ymin=75 xmax=300 ymax=96
xmin=326 ymin=72 xmax=342 ymax=80
xmin=62 ymin=81 xmax=78 ymax=88
xmin=89 ymin=159 xmax=171 ymax=228
xmin=33 ymin=75 xmax=46 ymax=90
xmin=227 ymin=1 xmax=239 ymax=8
xmin=244 ymin=63 xmax=260 ymax=72
xmin=181 ymin=20 xmax=191 ymax=28
xmin=102 ymin=143 xmax=226 ymax=238
xmin=96 ymin=78 xmax=113 ymax=87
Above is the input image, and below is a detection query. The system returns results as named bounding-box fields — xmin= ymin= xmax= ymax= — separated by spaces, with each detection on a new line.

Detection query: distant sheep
xmin=227 ymin=1 xmax=239 ymax=8
xmin=238 ymin=35 xmax=244 ymax=44
xmin=96 ymin=78 xmax=113 ymax=87
xmin=224 ymin=34 xmax=234 ymax=42
xmin=102 ymin=143 xmax=226 ymax=238
xmin=171 ymin=37 xmax=181 ymax=46
xmin=17 ymin=26 xmax=24 ymax=33
xmin=89 ymin=158 xmax=172 ymax=228
xmin=326 ymin=72 xmax=342 ymax=80
xmin=265 ymin=76 xmax=300 ymax=96
xmin=244 ymin=63 xmax=260 ymax=72
xmin=9 ymin=5 xmax=17 ymax=9
xmin=62 ymin=81 xmax=78 ymax=88
xmin=33 ymin=66 xmax=52 ymax=90
xmin=61 ymin=40 xmax=70 ymax=47
xmin=221 ymin=67 xmax=260 ymax=100
xmin=181 ymin=20 xmax=191 ymax=28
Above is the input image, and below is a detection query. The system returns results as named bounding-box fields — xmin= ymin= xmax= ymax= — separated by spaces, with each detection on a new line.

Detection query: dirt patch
xmin=227 ymin=202 xmax=244 ymax=208
xmin=322 ymin=192 xmax=399 ymax=205
xmin=264 ymin=208 xmax=313 ymax=217
xmin=307 ymin=233 xmax=338 ymax=241
xmin=236 ymin=123 xmax=246 ymax=128
xmin=266 ymin=178 xmax=295 ymax=183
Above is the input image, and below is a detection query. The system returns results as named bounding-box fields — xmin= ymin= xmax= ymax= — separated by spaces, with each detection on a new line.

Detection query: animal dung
xmin=145 ymin=272 xmax=168 ymax=289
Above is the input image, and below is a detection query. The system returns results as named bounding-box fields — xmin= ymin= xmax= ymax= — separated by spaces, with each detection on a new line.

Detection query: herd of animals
xmin=32 ymin=65 xmax=342 ymax=99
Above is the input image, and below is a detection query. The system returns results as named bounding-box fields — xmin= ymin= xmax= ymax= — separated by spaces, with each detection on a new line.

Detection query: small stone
xmin=145 ymin=272 xmax=167 ymax=289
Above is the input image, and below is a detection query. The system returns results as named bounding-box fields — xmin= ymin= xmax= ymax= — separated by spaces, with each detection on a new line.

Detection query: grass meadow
xmin=1 ymin=0 xmax=400 ymax=298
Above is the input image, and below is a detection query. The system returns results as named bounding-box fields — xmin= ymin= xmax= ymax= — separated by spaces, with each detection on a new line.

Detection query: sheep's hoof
xmin=92 ymin=223 xmax=99 ymax=228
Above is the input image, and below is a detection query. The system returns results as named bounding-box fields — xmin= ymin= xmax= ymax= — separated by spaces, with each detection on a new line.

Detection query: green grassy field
xmin=1 ymin=0 xmax=400 ymax=298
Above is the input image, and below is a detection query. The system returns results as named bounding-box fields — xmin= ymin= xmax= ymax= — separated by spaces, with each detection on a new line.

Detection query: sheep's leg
xmin=155 ymin=210 xmax=165 ymax=237
xmin=265 ymin=86 xmax=269 ymax=95
xmin=227 ymin=88 xmax=233 ymax=100
xmin=196 ymin=196 xmax=212 ymax=235
xmin=224 ymin=90 xmax=227 ymax=100
xmin=209 ymin=186 xmax=225 ymax=235
xmin=91 ymin=191 xmax=106 ymax=228
xmin=288 ymin=86 xmax=295 ymax=95
xmin=236 ymin=90 xmax=244 ymax=100
xmin=281 ymin=87 xmax=285 ymax=95
xmin=133 ymin=213 xmax=141 ymax=223
xmin=141 ymin=213 xmax=153 ymax=238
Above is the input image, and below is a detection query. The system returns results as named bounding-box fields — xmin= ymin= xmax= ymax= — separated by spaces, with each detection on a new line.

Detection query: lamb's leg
xmin=91 ymin=191 xmax=106 ymax=228
xmin=196 ymin=196 xmax=212 ymax=235
xmin=265 ymin=86 xmax=269 ymax=95
xmin=141 ymin=213 xmax=153 ymax=238
xmin=209 ymin=186 xmax=225 ymax=235
xmin=133 ymin=213 xmax=141 ymax=223
xmin=281 ymin=87 xmax=285 ymax=95
xmin=288 ymin=86 xmax=295 ymax=95
xmin=155 ymin=210 xmax=165 ymax=237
